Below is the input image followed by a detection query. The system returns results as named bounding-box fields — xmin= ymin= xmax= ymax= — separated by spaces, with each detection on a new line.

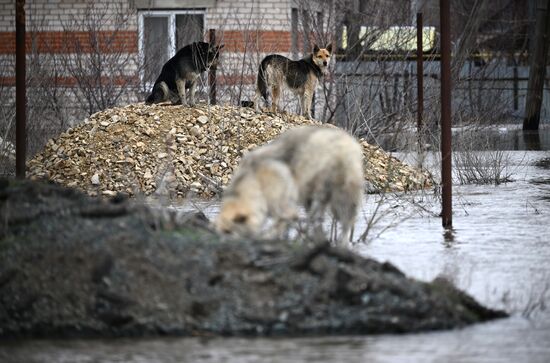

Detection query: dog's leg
xmin=271 ymin=86 xmax=280 ymax=113
xmin=297 ymin=93 xmax=304 ymax=116
xmin=176 ymin=78 xmax=187 ymax=106
xmin=189 ymin=80 xmax=197 ymax=106
xmin=331 ymin=190 xmax=360 ymax=248
xmin=307 ymin=199 xmax=327 ymax=242
xmin=303 ymin=91 xmax=313 ymax=119
xmin=338 ymin=219 xmax=354 ymax=248
xmin=254 ymin=88 xmax=262 ymax=112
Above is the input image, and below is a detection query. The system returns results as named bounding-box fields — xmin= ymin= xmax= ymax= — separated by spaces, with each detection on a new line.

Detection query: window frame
xmin=137 ymin=9 xmax=206 ymax=88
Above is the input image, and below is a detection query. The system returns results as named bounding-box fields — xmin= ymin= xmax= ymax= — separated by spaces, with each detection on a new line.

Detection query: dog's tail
xmin=257 ymin=58 xmax=269 ymax=103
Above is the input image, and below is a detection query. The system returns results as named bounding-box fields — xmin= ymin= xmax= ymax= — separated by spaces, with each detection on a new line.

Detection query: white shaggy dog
xmin=216 ymin=126 xmax=364 ymax=246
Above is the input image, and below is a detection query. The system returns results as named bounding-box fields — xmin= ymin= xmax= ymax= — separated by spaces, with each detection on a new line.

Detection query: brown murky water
xmin=1 ymin=150 xmax=549 ymax=363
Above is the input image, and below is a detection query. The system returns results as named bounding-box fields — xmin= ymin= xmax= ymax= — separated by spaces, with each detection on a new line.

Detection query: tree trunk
xmin=523 ymin=0 xmax=550 ymax=130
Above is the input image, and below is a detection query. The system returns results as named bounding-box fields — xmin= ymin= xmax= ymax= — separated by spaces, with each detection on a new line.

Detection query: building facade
xmin=0 ymin=0 xmax=333 ymax=113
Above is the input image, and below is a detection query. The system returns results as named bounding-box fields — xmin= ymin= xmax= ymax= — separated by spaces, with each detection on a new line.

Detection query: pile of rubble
xmin=27 ymin=103 xmax=433 ymax=198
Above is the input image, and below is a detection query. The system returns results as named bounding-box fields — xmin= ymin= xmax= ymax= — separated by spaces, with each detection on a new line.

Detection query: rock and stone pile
xmin=27 ymin=103 xmax=432 ymax=198
xmin=0 ymin=179 xmax=506 ymax=338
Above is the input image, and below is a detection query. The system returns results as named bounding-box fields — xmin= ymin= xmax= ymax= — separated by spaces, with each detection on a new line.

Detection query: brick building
xmin=0 ymin=0 xmax=334 ymax=115
xmin=2 ymin=0 xmax=540 ymax=176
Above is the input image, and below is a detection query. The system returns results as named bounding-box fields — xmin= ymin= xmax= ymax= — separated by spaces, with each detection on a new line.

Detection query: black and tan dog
xmin=255 ymin=44 xmax=332 ymax=119
xmin=145 ymin=41 xmax=223 ymax=106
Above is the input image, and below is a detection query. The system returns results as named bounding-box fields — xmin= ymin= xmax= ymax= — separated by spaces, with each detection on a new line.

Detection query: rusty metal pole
xmin=416 ymin=12 xmax=423 ymax=134
xmin=15 ymin=0 xmax=26 ymax=178
xmin=440 ymin=0 xmax=452 ymax=228
xmin=208 ymin=28 xmax=217 ymax=105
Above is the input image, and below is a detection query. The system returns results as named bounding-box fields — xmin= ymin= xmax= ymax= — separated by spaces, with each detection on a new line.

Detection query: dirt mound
xmin=27 ymin=104 xmax=432 ymax=198
xmin=0 ymin=179 xmax=505 ymax=338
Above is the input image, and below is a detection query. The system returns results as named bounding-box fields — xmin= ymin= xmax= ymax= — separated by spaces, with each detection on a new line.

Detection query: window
xmin=138 ymin=10 xmax=205 ymax=86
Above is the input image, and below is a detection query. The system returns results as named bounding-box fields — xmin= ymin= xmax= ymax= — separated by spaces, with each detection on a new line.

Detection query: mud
xmin=0 ymin=179 xmax=506 ymax=338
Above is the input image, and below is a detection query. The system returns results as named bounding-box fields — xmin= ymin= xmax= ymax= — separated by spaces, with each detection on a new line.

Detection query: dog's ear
xmin=325 ymin=43 xmax=332 ymax=53
xmin=313 ymin=44 xmax=320 ymax=54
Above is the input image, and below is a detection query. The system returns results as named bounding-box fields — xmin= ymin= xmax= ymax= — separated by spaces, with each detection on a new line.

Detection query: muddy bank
xmin=0 ymin=179 xmax=505 ymax=338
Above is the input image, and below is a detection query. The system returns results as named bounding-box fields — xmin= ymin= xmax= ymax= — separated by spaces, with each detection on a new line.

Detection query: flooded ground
xmin=1 ymin=149 xmax=549 ymax=362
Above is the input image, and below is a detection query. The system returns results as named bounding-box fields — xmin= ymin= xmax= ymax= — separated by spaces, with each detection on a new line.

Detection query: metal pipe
xmin=440 ymin=0 xmax=452 ymax=228
xmin=416 ymin=12 xmax=423 ymax=134
xmin=208 ymin=28 xmax=217 ymax=105
xmin=15 ymin=0 xmax=26 ymax=179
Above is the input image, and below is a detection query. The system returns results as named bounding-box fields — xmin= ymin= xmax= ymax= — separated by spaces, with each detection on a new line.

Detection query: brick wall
xmin=1 ymin=0 xmax=332 ymax=119
xmin=207 ymin=0 xmax=291 ymax=32
xmin=0 ymin=0 xmax=332 ymax=66
xmin=0 ymin=31 xmax=137 ymax=54
xmin=0 ymin=0 xmax=136 ymax=32
xmin=0 ymin=0 xmax=139 ymax=82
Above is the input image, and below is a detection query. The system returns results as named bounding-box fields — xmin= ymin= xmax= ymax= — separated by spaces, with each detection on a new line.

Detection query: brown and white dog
xmin=255 ymin=44 xmax=332 ymax=119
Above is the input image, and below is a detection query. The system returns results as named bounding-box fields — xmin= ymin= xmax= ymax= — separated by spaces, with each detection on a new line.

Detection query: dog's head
xmin=194 ymin=41 xmax=224 ymax=69
xmin=215 ymin=196 xmax=264 ymax=237
xmin=207 ymin=43 xmax=224 ymax=68
xmin=312 ymin=44 xmax=332 ymax=73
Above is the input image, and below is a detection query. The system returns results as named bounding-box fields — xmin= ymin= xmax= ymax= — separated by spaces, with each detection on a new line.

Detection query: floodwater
xmin=1 ymin=148 xmax=550 ymax=362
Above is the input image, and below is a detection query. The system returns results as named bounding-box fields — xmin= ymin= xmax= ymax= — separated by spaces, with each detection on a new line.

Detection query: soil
xmin=0 ymin=179 xmax=506 ymax=338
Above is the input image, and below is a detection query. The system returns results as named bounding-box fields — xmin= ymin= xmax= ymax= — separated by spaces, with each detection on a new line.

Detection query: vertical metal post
xmin=440 ymin=0 xmax=452 ymax=228
xmin=513 ymin=66 xmax=518 ymax=111
xmin=208 ymin=28 xmax=217 ymax=105
xmin=416 ymin=12 xmax=424 ymax=134
xmin=15 ymin=0 xmax=26 ymax=179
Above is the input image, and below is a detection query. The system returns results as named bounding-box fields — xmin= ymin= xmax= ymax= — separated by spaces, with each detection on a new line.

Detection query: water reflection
xmin=521 ymin=130 xmax=542 ymax=151
xmin=442 ymin=227 xmax=456 ymax=244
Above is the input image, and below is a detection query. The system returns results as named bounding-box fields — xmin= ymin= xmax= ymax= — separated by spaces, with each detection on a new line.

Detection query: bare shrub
xmin=453 ymin=129 xmax=515 ymax=185
xmin=0 ymin=19 xmax=72 ymax=176
xmin=1 ymin=2 xmax=145 ymax=176
xmin=0 ymin=58 xmax=16 ymax=176
xmin=58 ymin=3 xmax=141 ymax=116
